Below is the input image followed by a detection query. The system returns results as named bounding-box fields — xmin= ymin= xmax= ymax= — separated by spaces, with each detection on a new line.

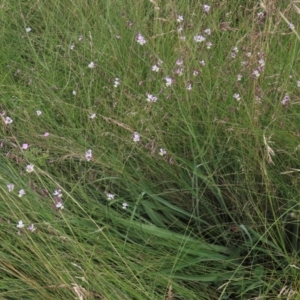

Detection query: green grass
xmin=1 ymin=0 xmax=300 ymax=299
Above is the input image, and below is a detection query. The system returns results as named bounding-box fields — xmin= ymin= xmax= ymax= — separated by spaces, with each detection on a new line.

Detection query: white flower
xmin=122 ymin=202 xmax=129 ymax=209
xmin=26 ymin=164 xmax=34 ymax=173
xmin=237 ymin=74 xmax=243 ymax=81
xmin=85 ymin=149 xmax=92 ymax=161
xmin=88 ymin=62 xmax=95 ymax=69
xmin=106 ymin=193 xmax=115 ymax=200
xmin=233 ymin=46 xmax=238 ymax=53
xmin=180 ymin=36 xmax=186 ymax=41
xmin=152 ymin=64 xmax=160 ymax=72
xmin=246 ymin=52 xmax=252 ymax=57
xmin=27 ymin=224 xmax=36 ymax=232
xmin=193 ymin=70 xmax=199 ymax=76
xmin=69 ymin=44 xmax=75 ymax=50
xmin=4 ymin=116 xmax=13 ymax=124
xmin=56 ymin=201 xmax=64 ymax=209
xmin=204 ymin=28 xmax=211 ymax=35
xmin=203 ymin=5 xmax=210 ymax=13
xmin=177 ymin=15 xmax=184 ymax=23
xmin=297 ymin=80 xmax=300 ymax=87
xmin=206 ymin=42 xmax=212 ymax=49
xmin=193 ymin=35 xmax=206 ymax=43
xmin=259 ymin=59 xmax=265 ymax=66
xmin=186 ymin=83 xmax=192 ymax=91
xmin=282 ymin=95 xmax=290 ymax=106
xmin=164 ymin=76 xmax=173 ymax=87
xmin=132 ymin=132 xmax=140 ymax=142
xmin=159 ymin=148 xmax=167 ymax=156
xmin=176 ymin=58 xmax=183 ymax=66
xmin=253 ymin=70 xmax=260 ymax=77
xmin=178 ymin=26 xmax=184 ymax=33
xmin=36 ymin=110 xmax=42 ymax=116
xmin=146 ymin=93 xmax=158 ymax=102
xmin=18 ymin=189 xmax=26 ymax=197
xmin=72 ymin=90 xmax=77 ymax=96
xmin=289 ymin=23 xmax=295 ymax=30
xmin=136 ymin=33 xmax=147 ymax=45
xmin=175 ymin=68 xmax=184 ymax=76
xmin=53 ymin=189 xmax=62 ymax=197
xmin=199 ymin=60 xmax=205 ymax=66
xmin=233 ymin=93 xmax=241 ymax=101
xmin=26 ymin=27 xmax=31 ymax=33
xmin=7 ymin=184 xmax=14 ymax=192
xmin=17 ymin=220 xmax=25 ymax=229
xmin=114 ymin=78 xmax=120 ymax=87
xmin=89 ymin=113 xmax=96 ymax=119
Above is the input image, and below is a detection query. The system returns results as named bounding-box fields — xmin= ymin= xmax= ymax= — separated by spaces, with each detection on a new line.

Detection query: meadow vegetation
xmin=1 ymin=0 xmax=300 ymax=299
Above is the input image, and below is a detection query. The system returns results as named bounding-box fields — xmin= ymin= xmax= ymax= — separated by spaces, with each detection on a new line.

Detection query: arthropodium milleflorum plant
xmin=1 ymin=0 xmax=300 ymax=299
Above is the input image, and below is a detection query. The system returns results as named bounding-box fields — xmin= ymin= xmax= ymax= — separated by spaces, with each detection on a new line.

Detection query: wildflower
xmin=132 ymin=132 xmax=140 ymax=142
xmin=89 ymin=113 xmax=96 ymax=119
xmin=26 ymin=164 xmax=34 ymax=173
xmin=259 ymin=59 xmax=265 ymax=66
xmin=18 ymin=189 xmax=26 ymax=197
xmin=157 ymin=59 xmax=163 ymax=65
xmin=36 ymin=110 xmax=42 ymax=116
xmin=85 ymin=149 xmax=92 ymax=161
xmin=199 ymin=60 xmax=205 ymax=66
xmin=237 ymin=74 xmax=243 ymax=81
xmin=106 ymin=193 xmax=115 ymax=200
xmin=231 ymin=52 xmax=237 ymax=58
xmin=233 ymin=46 xmax=238 ymax=53
xmin=136 ymin=33 xmax=147 ymax=45
xmin=297 ymin=80 xmax=300 ymax=87
xmin=177 ymin=15 xmax=184 ymax=23
xmin=204 ymin=28 xmax=211 ymax=35
xmin=164 ymin=76 xmax=173 ymax=87
xmin=203 ymin=4 xmax=210 ymax=13
xmin=72 ymin=90 xmax=77 ymax=96
xmin=186 ymin=83 xmax=192 ymax=90
xmin=4 ymin=117 xmax=13 ymax=124
xmin=257 ymin=12 xmax=264 ymax=19
xmin=146 ymin=93 xmax=158 ymax=102
xmin=206 ymin=42 xmax=212 ymax=49
xmin=27 ymin=224 xmax=36 ymax=232
xmin=122 ymin=202 xmax=129 ymax=209
xmin=175 ymin=68 xmax=184 ymax=76
xmin=56 ymin=200 xmax=64 ymax=209
xmin=233 ymin=93 xmax=241 ymax=101
xmin=246 ymin=52 xmax=252 ymax=57
xmin=17 ymin=220 xmax=25 ymax=229
xmin=193 ymin=35 xmax=206 ymax=43
xmin=7 ymin=184 xmax=14 ymax=192
xmin=69 ymin=44 xmax=75 ymax=50
xmin=88 ymin=62 xmax=95 ymax=69
xmin=180 ymin=36 xmax=186 ymax=41
xmin=22 ymin=143 xmax=29 ymax=150
xmin=26 ymin=27 xmax=31 ymax=33
xmin=253 ymin=70 xmax=260 ymax=78
xmin=159 ymin=148 xmax=167 ymax=156
xmin=78 ymin=35 xmax=83 ymax=41
xmin=178 ymin=26 xmax=184 ymax=33
xmin=43 ymin=132 xmax=49 ymax=137
xmin=282 ymin=95 xmax=290 ymax=106
xmin=53 ymin=189 xmax=62 ymax=196
xmin=152 ymin=64 xmax=160 ymax=72
xmin=289 ymin=23 xmax=295 ymax=30
xmin=176 ymin=58 xmax=183 ymax=66
xmin=114 ymin=78 xmax=120 ymax=87
xmin=193 ymin=70 xmax=199 ymax=76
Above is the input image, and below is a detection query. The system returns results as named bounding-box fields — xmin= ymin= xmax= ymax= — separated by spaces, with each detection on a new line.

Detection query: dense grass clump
xmin=1 ymin=0 xmax=300 ymax=299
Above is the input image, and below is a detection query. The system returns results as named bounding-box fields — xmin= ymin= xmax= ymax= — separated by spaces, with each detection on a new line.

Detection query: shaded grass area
xmin=1 ymin=0 xmax=300 ymax=299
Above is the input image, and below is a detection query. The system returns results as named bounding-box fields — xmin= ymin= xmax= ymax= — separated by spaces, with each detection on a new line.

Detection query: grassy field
xmin=1 ymin=0 xmax=300 ymax=299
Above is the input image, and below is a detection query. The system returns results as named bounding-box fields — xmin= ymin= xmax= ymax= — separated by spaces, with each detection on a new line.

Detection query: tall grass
xmin=1 ymin=0 xmax=300 ymax=299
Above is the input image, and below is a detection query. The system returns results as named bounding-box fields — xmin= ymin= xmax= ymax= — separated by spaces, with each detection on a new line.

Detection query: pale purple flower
xmin=193 ymin=35 xmax=206 ymax=43
xmin=199 ymin=60 xmax=205 ymax=66
xmin=178 ymin=26 xmax=184 ymax=33
xmin=106 ymin=193 xmax=115 ymax=200
xmin=114 ymin=78 xmax=120 ymax=87
xmin=204 ymin=28 xmax=211 ymax=35
xmin=186 ymin=83 xmax=192 ymax=90
xmin=177 ymin=15 xmax=184 ymax=23
xmin=193 ymin=70 xmax=199 ymax=76
xmin=176 ymin=58 xmax=183 ymax=66
xmin=88 ymin=62 xmax=95 ymax=69
xmin=132 ymin=132 xmax=140 ymax=142
xmin=36 ymin=110 xmax=42 ymax=116
xmin=159 ymin=148 xmax=167 ymax=156
xmin=53 ymin=189 xmax=62 ymax=197
xmin=22 ymin=143 xmax=29 ymax=150
xmin=4 ymin=117 xmax=13 ymax=124
xmin=89 ymin=113 xmax=96 ymax=119
xmin=289 ymin=23 xmax=295 ymax=30
xmin=18 ymin=189 xmax=26 ymax=197
xmin=26 ymin=164 xmax=34 ymax=173
xmin=146 ymin=93 xmax=158 ymax=102
xmin=246 ymin=52 xmax=252 ymax=57
xmin=43 ymin=132 xmax=49 ymax=137
xmin=237 ymin=74 xmax=243 ymax=81
xmin=175 ymin=68 xmax=184 ymax=76
xmin=282 ymin=95 xmax=290 ymax=106
xmin=206 ymin=42 xmax=212 ymax=49
xmin=122 ymin=202 xmax=129 ymax=209
xmin=203 ymin=5 xmax=210 ymax=13
xmin=253 ymin=70 xmax=260 ymax=78
xmin=136 ymin=33 xmax=147 ymax=45
xmin=26 ymin=27 xmax=31 ymax=33
xmin=7 ymin=184 xmax=14 ymax=192
xmin=17 ymin=220 xmax=25 ymax=229
xmin=233 ymin=93 xmax=241 ymax=101
xmin=152 ymin=64 xmax=160 ymax=72
xmin=297 ymin=80 xmax=300 ymax=87
xmin=231 ymin=52 xmax=237 ymax=58
xmin=164 ymin=76 xmax=173 ymax=86
xmin=56 ymin=201 xmax=63 ymax=209
xmin=85 ymin=149 xmax=92 ymax=161
xmin=27 ymin=224 xmax=36 ymax=232
xmin=257 ymin=12 xmax=264 ymax=19
xmin=259 ymin=59 xmax=265 ymax=66
xmin=233 ymin=46 xmax=238 ymax=53
xmin=180 ymin=36 xmax=186 ymax=41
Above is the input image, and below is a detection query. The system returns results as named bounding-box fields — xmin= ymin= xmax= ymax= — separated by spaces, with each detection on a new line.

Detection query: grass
xmin=1 ymin=0 xmax=300 ymax=299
